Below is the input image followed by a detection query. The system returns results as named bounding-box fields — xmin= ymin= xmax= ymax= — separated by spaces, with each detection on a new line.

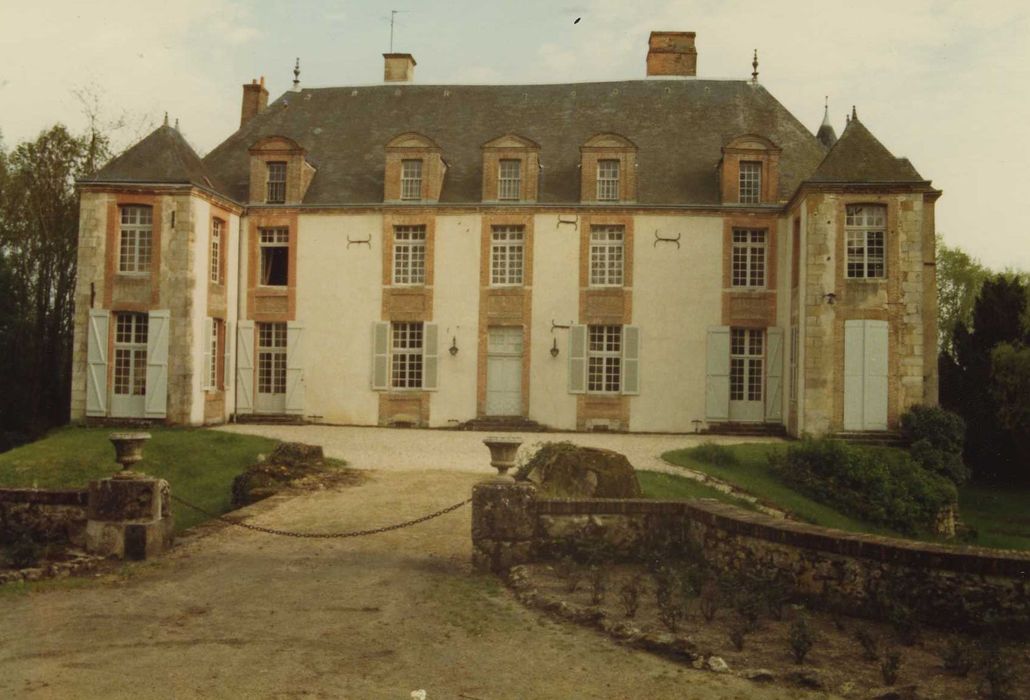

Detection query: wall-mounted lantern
xmin=449 ymin=336 xmax=459 ymax=356
xmin=550 ymin=337 xmax=560 ymax=358
xmin=824 ymin=292 xmax=837 ymax=305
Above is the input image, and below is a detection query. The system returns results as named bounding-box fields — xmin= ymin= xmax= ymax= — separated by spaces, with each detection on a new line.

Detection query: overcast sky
xmin=2 ymin=0 xmax=1027 ymax=270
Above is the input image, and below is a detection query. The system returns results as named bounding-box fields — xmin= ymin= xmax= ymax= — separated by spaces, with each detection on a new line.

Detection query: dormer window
xmin=480 ymin=134 xmax=540 ymax=202
xmin=266 ymin=162 xmax=286 ymax=203
xmin=401 ymin=159 xmax=423 ymax=200
xmin=597 ymin=160 xmax=621 ymax=201
xmin=498 ymin=159 xmax=522 ymax=200
xmin=580 ymin=133 xmax=637 ymax=203
xmin=720 ymin=135 xmax=781 ymax=205
xmin=738 ymin=161 xmax=761 ymax=204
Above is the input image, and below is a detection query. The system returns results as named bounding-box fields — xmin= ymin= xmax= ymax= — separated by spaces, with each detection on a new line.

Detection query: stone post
xmin=85 ymin=477 xmax=174 ymax=560
xmin=471 ymin=480 xmax=537 ymax=573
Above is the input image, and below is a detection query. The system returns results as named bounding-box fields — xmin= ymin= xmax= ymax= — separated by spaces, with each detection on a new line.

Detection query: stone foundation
xmin=0 ymin=489 xmax=89 ymax=546
xmin=85 ymin=476 xmax=174 ymax=560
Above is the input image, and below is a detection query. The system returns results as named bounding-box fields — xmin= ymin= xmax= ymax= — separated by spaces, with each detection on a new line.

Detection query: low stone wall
xmin=472 ymin=484 xmax=1030 ymax=633
xmin=0 ymin=488 xmax=89 ymax=546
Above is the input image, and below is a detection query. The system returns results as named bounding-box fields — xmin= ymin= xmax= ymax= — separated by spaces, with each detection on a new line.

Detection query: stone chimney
xmin=646 ymin=31 xmax=697 ymax=77
xmin=240 ymin=77 xmax=269 ymax=128
xmin=383 ymin=53 xmax=416 ymax=82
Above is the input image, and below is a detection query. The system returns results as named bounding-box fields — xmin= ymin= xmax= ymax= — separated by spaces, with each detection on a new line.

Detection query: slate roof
xmin=84 ymin=124 xmax=217 ymax=190
xmin=808 ymin=117 xmax=924 ymax=184
xmin=201 ymin=80 xmax=829 ymax=206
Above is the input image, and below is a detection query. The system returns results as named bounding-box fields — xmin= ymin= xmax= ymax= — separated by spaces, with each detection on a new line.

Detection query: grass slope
xmin=0 ymin=426 xmax=276 ymax=532
xmin=636 ymin=470 xmax=756 ymax=510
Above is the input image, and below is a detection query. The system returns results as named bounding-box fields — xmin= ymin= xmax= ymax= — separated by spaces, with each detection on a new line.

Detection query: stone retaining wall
xmin=0 ymin=488 xmax=89 ymax=546
xmin=472 ymin=483 xmax=1030 ymax=633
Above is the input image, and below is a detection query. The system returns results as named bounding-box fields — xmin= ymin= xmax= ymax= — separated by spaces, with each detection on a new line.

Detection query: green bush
xmin=771 ymin=437 xmax=957 ymax=534
xmin=900 ymin=405 xmax=970 ymax=484
xmin=689 ymin=441 xmax=739 ymax=467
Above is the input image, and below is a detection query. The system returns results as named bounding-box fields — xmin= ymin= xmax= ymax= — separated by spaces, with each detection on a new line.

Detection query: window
xmin=401 ymin=159 xmax=423 ymax=200
xmin=266 ymin=162 xmax=286 ymax=203
xmin=206 ymin=318 xmax=221 ymax=390
xmin=118 ymin=206 xmax=153 ymax=274
xmin=732 ymin=229 xmax=766 ymax=288
xmin=789 ymin=325 xmax=799 ymax=405
xmin=113 ymin=313 xmax=148 ymax=396
xmin=589 ymin=225 xmax=624 ymax=287
xmin=596 ymin=159 xmax=620 ymax=201
xmin=210 ymin=219 xmax=223 ymax=284
xmin=257 ymin=322 xmax=287 ymax=395
xmin=391 ymin=322 xmax=423 ymax=389
xmin=498 ymin=159 xmax=522 ymax=200
xmin=730 ymin=328 xmax=763 ymax=402
xmin=845 ymin=205 xmax=886 ymax=278
xmin=259 ymin=227 xmax=289 ymax=286
xmin=393 ymin=225 xmax=426 ymax=285
xmin=738 ymin=161 xmax=762 ymax=203
xmin=490 ymin=226 xmax=524 ymax=286
xmin=587 ymin=325 xmax=622 ymax=393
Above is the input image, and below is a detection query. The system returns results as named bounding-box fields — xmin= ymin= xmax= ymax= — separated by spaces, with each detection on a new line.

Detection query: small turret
xmin=816 ymin=97 xmax=837 ymax=148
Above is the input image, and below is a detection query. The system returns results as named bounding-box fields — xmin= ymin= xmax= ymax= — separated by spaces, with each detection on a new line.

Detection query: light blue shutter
xmin=864 ymin=321 xmax=889 ymax=430
xmin=844 ymin=321 xmax=864 ymax=430
xmin=203 ymin=318 xmax=213 ymax=390
xmin=622 ymin=325 xmax=640 ymax=395
xmin=765 ymin=327 xmax=783 ymax=422
xmin=144 ymin=310 xmax=169 ymax=418
xmin=705 ymin=326 xmax=730 ymax=420
xmin=86 ymin=309 xmax=109 ymax=416
xmin=371 ymin=322 xmax=389 ymax=390
xmin=423 ymin=323 xmax=439 ymax=390
xmin=236 ymin=321 xmax=254 ymax=414
xmin=223 ymin=321 xmax=232 ymax=390
xmin=568 ymin=325 xmax=587 ymax=394
xmin=285 ymin=323 xmax=304 ymax=415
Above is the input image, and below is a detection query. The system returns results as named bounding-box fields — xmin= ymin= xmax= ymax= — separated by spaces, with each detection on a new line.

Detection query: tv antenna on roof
xmin=389 ymin=10 xmax=408 ymax=52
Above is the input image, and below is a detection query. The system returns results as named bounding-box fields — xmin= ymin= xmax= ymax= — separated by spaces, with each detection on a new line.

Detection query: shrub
xmin=690 ymin=441 xmax=739 ymax=467
xmin=728 ymin=621 xmax=748 ymax=651
xmin=887 ymin=601 xmax=920 ymax=646
xmin=699 ymin=578 xmax=720 ymax=623
xmin=941 ymin=637 xmax=973 ymax=677
xmin=657 ymin=596 xmax=683 ymax=633
xmin=980 ymin=641 xmax=1016 ymax=700
xmin=901 ymin=404 xmax=969 ymax=484
xmin=788 ymin=612 xmax=815 ymax=664
xmin=880 ymin=648 xmax=902 ymax=685
xmin=854 ymin=627 xmax=879 ymax=662
xmin=618 ymin=575 xmax=642 ymax=618
xmin=3 ymin=533 xmax=42 ymax=569
xmin=589 ymin=565 xmax=608 ymax=605
xmin=771 ymin=437 xmax=957 ymax=534
xmin=733 ymin=589 xmax=762 ymax=631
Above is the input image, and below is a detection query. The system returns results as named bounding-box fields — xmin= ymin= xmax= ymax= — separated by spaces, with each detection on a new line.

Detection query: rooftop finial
xmin=751 ymin=49 xmax=759 ymax=83
xmin=821 ymin=96 xmax=832 ymax=127
xmin=174 ymin=118 xmax=179 ymax=131
xmin=292 ymin=57 xmax=301 ymax=91
xmin=851 ymin=105 xmax=858 ymax=122
xmin=163 ymin=112 xmax=169 ymax=127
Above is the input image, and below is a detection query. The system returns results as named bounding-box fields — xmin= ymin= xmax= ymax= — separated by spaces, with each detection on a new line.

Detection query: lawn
xmin=0 ymin=426 xmax=277 ymax=532
xmin=636 ymin=470 xmax=756 ymax=510
xmin=661 ymin=442 xmax=1030 ymax=551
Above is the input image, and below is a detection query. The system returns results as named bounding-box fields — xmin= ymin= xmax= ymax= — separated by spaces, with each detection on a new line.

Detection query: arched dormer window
xmin=580 ymin=133 xmax=638 ymax=203
xmin=481 ymin=134 xmax=540 ymax=202
xmin=384 ymin=132 xmax=446 ymax=203
xmin=720 ymin=134 xmax=781 ymax=205
xmin=247 ymin=136 xmax=315 ymax=205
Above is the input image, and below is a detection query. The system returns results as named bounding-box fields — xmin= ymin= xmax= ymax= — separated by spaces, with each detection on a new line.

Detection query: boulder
xmin=516 ymin=442 xmax=641 ymax=498
xmin=707 ymin=656 xmax=730 ymax=673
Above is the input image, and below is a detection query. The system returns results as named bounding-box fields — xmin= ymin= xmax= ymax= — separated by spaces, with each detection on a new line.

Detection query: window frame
xmin=738 ymin=160 xmax=762 ymax=204
xmin=498 ymin=159 xmax=522 ymax=201
xmin=210 ymin=218 xmax=224 ymax=285
xmin=596 ymin=159 xmax=621 ymax=201
xmin=392 ymin=225 xmax=427 ymax=286
xmin=587 ymin=324 xmax=622 ymax=394
xmin=118 ymin=205 xmax=153 ymax=275
xmin=206 ymin=317 xmax=221 ymax=391
xmin=400 ymin=159 xmax=423 ymax=201
xmin=258 ymin=227 xmax=290 ymax=287
xmin=490 ymin=225 xmax=525 ymax=287
xmin=731 ymin=228 xmax=767 ymax=289
xmin=266 ymin=162 xmax=287 ymax=204
xmin=730 ymin=327 xmax=764 ymax=402
xmin=589 ymin=225 xmax=625 ymax=287
xmin=390 ymin=321 xmax=424 ymax=389
xmin=845 ymin=204 xmax=887 ymax=279
xmin=257 ymin=321 xmax=287 ymax=395
xmin=113 ymin=312 xmax=148 ymax=396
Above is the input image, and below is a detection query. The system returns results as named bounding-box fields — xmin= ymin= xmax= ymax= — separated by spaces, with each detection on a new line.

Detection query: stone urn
xmin=482 ymin=436 xmax=523 ymax=481
xmin=109 ymin=432 xmax=151 ymax=479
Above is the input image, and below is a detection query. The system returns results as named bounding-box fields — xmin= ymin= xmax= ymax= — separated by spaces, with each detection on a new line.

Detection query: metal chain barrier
xmin=170 ymin=493 xmax=470 ymax=539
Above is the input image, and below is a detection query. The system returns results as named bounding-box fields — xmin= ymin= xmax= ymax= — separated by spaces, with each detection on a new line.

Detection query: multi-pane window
xmin=587 ymin=325 xmax=622 ymax=393
xmin=731 ymin=229 xmax=766 ymax=288
xmin=259 ymin=227 xmax=289 ymax=286
xmin=596 ymin=159 xmax=620 ymax=201
xmin=589 ymin=225 xmax=624 ymax=287
xmin=210 ymin=218 xmax=223 ymax=284
xmin=738 ymin=161 xmax=762 ymax=204
xmin=393 ymin=225 xmax=427 ymax=285
xmin=789 ymin=325 xmax=799 ymax=405
xmin=730 ymin=328 xmax=764 ymax=402
xmin=401 ymin=159 xmax=423 ymax=200
xmin=498 ymin=159 xmax=522 ymax=200
xmin=490 ymin=226 xmax=524 ymax=286
xmin=113 ymin=313 xmax=148 ymax=396
xmin=391 ymin=322 xmax=423 ymax=389
xmin=845 ymin=205 xmax=886 ymax=278
xmin=266 ymin=162 xmax=286 ymax=203
xmin=118 ymin=206 xmax=153 ymax=273
xmin=207 ymin=318 xmax=221 ymax=390
xmin=257 ymin=322 xmax=287 ymax=395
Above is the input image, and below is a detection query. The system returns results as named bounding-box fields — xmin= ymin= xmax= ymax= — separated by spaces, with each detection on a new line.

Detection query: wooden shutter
xmin=236 ymin=321 xmax=254 ymax=414
xmin=144 ymin=309 xmax=169 ymax=418
xmin=203 ymin=318 xmax=213 ymax=390
xmin=705 ymin=326 xmax=730 ymax=421
xmin=371 ymin=322 xmax=389 ymax=390
xmin=422 ymin=322 xmax=439 ymax=390
xmin=568 ymin=325 xmax=587 ymax=394
xmin=86 ymin=309 xmax=109 ymax=416
xmin=765 ymin=327 xmax=783 ymax=422
xmin=285 ymin=323 xmax=305 ymax=415
xmin=843 ymin=320 xmax=864 ymax=430
xmin=621 ymin=325 xmax=640 ymax=395
xmin=223 ymin=321 xmax=232 ymax=390
xmin=864 ymin=321 xmax=889 ymax=430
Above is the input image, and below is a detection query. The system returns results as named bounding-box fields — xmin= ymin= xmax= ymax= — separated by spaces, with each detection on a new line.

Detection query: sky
xmin=1 ymin=0 xmax=1028 ymax=270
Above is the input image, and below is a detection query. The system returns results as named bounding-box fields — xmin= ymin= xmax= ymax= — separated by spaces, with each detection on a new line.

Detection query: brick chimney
xmin=240 ymin=77 xmax=269 ymax=128
xmin=646 ymin=31 xmax=697 ymax=77
xmin=383 ymin=53 xmax=416 ymax=82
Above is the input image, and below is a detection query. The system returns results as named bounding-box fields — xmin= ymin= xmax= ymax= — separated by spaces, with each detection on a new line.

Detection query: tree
xmin=936 ymin=238 xmax=988 ymax=357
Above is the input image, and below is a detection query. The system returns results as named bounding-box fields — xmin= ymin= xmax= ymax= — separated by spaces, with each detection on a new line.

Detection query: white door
xmin=844 ymin=320 xmax=888 ymax=430
xmin=728 ymin=328 xmax=764 ymax=422
xmin=110 ymin=312 xmax=148 ymax=418
xmin=486 ymin=327 xmax=523 ymax=416
xmin=255 ymin=322 xmax=287 ymax=414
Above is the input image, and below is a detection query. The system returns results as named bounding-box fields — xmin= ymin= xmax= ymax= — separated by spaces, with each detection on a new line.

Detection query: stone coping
xmin=0 ymin=488 xmax=89 ymax=507
xmin=535 ymin=497 xmax=1030 ymax=578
